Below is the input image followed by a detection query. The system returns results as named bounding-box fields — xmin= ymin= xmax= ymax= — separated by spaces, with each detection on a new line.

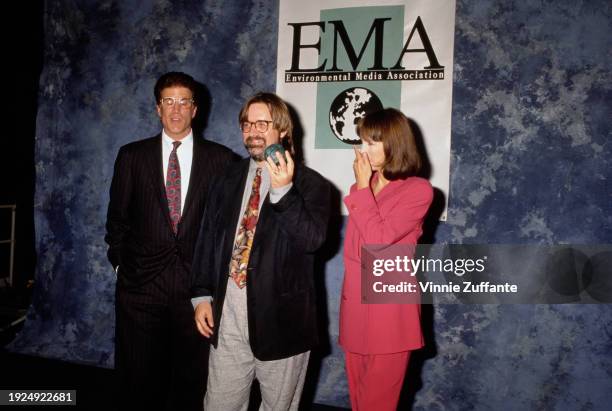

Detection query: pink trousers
xmin=344 ymin=350 xmax=411 ymax=411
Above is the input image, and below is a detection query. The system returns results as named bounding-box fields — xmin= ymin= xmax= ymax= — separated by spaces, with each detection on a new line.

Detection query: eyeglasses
xmin=159 ymin=97 xmax=194 ymax=108
xmin=240 ymin=120 xmax=274 ymax=133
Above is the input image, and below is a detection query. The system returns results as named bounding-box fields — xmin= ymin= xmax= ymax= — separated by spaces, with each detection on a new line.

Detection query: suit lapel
xmin=146 ymin=135 xmax=174 ymax=233
xmin=181 ymin=137 xmax=204 ymax=220
xmin=222 ymin=160 xmax=251 ymax=258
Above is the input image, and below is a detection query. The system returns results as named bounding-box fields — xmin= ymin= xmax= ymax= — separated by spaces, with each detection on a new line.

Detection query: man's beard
xmin=245 ymin=136 xmax=266 ymax=162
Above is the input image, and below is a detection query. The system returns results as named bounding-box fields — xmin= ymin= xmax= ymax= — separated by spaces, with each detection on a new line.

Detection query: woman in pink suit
xmin=339 ymin=108 xmax=433 ymax=411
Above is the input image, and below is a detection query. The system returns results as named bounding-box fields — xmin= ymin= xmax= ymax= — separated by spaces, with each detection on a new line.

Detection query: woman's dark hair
xmin=356 ymin=108 xmax=422 ymax=180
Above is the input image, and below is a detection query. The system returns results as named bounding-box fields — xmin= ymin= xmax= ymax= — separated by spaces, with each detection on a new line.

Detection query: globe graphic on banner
xmin=329 ymin=87 xmax=383 ymax=145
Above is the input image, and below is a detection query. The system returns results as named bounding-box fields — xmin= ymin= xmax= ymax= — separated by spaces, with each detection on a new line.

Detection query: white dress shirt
xmin=162 ymin=130 xmax=193 ymax=215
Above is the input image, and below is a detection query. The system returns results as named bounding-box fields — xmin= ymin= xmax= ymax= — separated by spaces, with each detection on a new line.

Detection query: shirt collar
xmin=162 ymin=130 xmax=193 ymax=148
xmin=248 ymin=158 xmax=269 ymax=176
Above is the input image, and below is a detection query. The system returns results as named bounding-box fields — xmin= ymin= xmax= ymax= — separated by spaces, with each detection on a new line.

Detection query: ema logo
xmin=309 ymin=6 xmax=438 ymax=149
xmin=285 ymin=13 xmax=444 ymax=83
xmin=329 ymin=88 xmax=382 ymax=145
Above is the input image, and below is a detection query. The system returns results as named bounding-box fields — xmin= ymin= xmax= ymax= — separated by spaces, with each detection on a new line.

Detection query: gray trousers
xmin=204 ymin=280 xmax=310 ymax=411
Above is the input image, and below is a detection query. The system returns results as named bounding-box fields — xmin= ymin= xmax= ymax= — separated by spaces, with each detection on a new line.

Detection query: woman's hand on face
xmin=353 ymin=147 xmax=372 ymax=189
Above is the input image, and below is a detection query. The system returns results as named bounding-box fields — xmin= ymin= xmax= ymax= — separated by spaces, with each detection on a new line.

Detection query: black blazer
xmin=191 ymin=159 xmax=331 ymax=360
xmin=105 ymin=134 xmax=236 ymax=289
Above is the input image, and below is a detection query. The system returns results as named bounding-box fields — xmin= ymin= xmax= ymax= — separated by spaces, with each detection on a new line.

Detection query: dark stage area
xmin=1 ymin=305 xmax=114 ymax=410
xmin=1 ymin=313 xmax=348 ymax=411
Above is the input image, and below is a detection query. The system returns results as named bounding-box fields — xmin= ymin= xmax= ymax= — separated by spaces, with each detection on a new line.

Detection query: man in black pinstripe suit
xmin=105 ymin=72 xmax=235 ymax=411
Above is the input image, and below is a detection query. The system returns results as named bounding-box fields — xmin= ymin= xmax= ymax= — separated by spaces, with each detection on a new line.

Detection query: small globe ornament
xmin=329 ymin=87 xmax=383 ymax=145
xmin=264 ymin=143 xmax=286 ymax=165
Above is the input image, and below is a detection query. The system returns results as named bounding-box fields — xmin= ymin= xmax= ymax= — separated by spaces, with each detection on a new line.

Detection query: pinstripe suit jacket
xmin=105 ymin=134 xmax=236 ymax=289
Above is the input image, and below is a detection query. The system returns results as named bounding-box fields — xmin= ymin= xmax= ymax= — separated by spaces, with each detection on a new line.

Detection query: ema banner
xmin=276 ymin=0 xmax=455 ymax=218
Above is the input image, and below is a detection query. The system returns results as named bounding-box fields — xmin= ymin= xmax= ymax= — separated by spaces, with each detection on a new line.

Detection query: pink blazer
xmin=339 ymin=176 xmax=433 ymax=354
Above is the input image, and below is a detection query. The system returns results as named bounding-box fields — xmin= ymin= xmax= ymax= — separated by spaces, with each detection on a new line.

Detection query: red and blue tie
xmin=166 ymin=141 xmax=181 ymax=233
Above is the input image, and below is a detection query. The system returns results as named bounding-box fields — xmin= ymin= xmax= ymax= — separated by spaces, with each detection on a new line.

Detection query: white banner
xmin=276 ymin=0 xmax=455 ymax=218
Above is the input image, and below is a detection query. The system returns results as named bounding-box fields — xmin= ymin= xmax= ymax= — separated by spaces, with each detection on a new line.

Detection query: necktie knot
xmin=172 ymin=141 xmax=181 ymax=151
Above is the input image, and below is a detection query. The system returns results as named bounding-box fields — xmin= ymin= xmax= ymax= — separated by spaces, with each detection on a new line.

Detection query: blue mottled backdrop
xmin=9 ymin=0 xmax=612 ymax=409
